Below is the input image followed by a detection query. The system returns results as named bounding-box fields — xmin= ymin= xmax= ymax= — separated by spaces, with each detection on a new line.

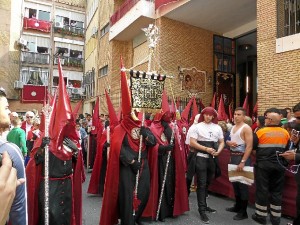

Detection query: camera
xmin=291 ymin=129 xmax=300 ymax=137
xmin=0 ymin=153 xmax=2 ymax=167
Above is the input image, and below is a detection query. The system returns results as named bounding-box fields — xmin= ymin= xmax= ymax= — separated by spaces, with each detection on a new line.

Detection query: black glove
xmin=130 ymin=160 xmax=141 ymax=174
xmin=140 ymin=126 xmax=147 ymax=137
xmin=159 ymin=144 xmax=174 ymax=152
xmin=63 ymin=138 xmax=79 ymax=152
xmin=161 ymin=120 xmax=169 ymax=129
xmin=103 ymin=142 xmax=110 ymax=148
xmin=41 ymin=137 xmax=50 ymax=149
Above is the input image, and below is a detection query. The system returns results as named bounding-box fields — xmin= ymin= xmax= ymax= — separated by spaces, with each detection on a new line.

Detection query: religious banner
xmin=130 ymin=73 xmax=165 ymax=111
xmin=181 ymin=67 xmax=206 ymax=93
xmin=22 ymin=85 xmax=47 ymax=103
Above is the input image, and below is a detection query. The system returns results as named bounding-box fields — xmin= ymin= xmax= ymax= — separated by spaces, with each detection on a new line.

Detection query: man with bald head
xmin=251 ymin=108 xmax=290 ymax=225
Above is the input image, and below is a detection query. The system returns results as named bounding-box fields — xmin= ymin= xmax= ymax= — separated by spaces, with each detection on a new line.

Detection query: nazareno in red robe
xmin=26 ymin=132 xmax=85 ymax=225
xmin=143 ymin=119 xmax=189 ymax=219
xmin=87 ymin=129 xmax=107 ymax=194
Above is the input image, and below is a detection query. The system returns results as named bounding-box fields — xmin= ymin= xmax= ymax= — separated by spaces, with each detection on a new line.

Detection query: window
xmin=213 ymin=35 xmax=235 ymax=74
xmin=38 ymin=10 xmax=50 ymax=21
xmin=28 ymin=8 xmax=37 ymax=18
xmin=99 ymin=65 xmax=108 ymax=76
xmin=100 ymin=23 xmax=109 ymax=37
xmin=21 ymin=67 xmax=49 ymax=86
xmin=277 ymin=0 xmax=300 ymax=37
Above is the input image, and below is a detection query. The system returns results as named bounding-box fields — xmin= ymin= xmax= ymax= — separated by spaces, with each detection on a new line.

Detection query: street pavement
xmin=82 ymin=171 xmax=292 ymax=225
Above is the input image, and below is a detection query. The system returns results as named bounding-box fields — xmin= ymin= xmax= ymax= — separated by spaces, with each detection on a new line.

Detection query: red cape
xmin=87 ymin=130 xmax=107 ymax=194
xmin=26 ymin=139 xmax=84 ymax=225
xmin=99 ymin=125 xmax=124 ymax=225
xmin=176 ymin=119 xmax=189 ymax=171
xmin=143 ymin=121 xmax=189 ymax=219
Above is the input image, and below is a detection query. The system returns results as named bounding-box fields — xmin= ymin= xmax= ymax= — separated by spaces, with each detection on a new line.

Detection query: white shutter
xmin=69 ymin=44 xmax=83 ymax=51
xmin=55 ymin=42 xmax=69 ymax=48
xmin=55 ymin=8 xmax=70 ymax=17
xmin=70 ymin=12 xmax=85 ymax=22
xmin=22 ymin=35 xmax=36 ymax=43
xmin=37 ymin=37 xmax=50 ymax=48
xmin=53 ymin=70 xmax=83 ymax=80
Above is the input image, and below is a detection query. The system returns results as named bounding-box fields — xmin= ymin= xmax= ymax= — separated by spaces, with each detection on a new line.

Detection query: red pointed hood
xmin=252 ymin=101 xmax=258 ymax=120
xmin=91 ymin=97 xmax=101 ymax=135
xmin=73 ymin=100 xmax=83 ymax=119
xmin=228 ymin=101 xmax=234 ymax=122
xmin=49 ymin=58 xmax=76 ymax=160
xmin=242 ymin=94 xmax=250 ymax=116
xmin=180 ymin=97 xmax=193 ymax=123
xmin=154 ymin=90 xmax=170 ymax=122
xmin=192 ymin=97 xmax=199 ymax=118
xmin=211 ymin=92 xmax=216 ymax=109
xmin=105 ymin=90 xmax=119 ymax=131
xmin=120 ymin=57 xmax=131 ymax=116
xmin=217 ymin=94 xmax=228 ymax=121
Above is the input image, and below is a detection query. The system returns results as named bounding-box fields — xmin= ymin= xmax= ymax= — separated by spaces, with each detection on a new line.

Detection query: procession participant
xmin=280 ymin=102 xmax=300 ymax=225
xmin=100 ymin=63 xmax=156 ymax=225
xmin=252 ymin=108 xmax=290 ymax=225
xmin=226 ymin=107 xmax=253 ymax=220
xmin=176 ymin=97 xmax=195 ymax=172
xmin=26 ymin=61 xmax=84 ymax=225
xmin=189 ymin=107 xmax=225 ymax=224
xmin=144 ymin=91 xmax=189 ymax=222
xmin=185 ymin=114 xmax=200 ymax=196
xmin=88 ymin=90 xmax=119 ymax=195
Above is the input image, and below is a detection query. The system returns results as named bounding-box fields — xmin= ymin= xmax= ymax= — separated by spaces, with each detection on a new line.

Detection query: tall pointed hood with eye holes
xmin=153 ymin=90 xmax=171 ymax=122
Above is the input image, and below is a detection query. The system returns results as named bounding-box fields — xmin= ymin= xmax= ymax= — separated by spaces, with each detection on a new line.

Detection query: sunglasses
xmin=26 ymin=116 xmax=33 ymax=118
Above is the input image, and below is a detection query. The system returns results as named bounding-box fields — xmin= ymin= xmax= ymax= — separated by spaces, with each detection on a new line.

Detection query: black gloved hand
xmin=63 ymin=138 xmax=79 ymax=152
xmin=140 ymin=126 xmax=147 ymax=137
xmin=161 ymin=120 xmax=169 ymax=129
xmin=103 ymin=142 xmax=110 ymax=148
xmin=130 ymin=160 xmax=141 ymax=174
xmin=41 ymin=137 xmax=50 ymax=148
xmin=158 ymin=144 xmax=174 ymax=152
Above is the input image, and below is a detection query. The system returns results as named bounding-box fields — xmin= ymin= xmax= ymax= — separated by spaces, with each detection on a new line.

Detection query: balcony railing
xmin=52 ymin=86 xmax=85 ymax=100
xmin=21 ymin=51 xmax=50 ymax=65
xmin=54 ymin=25 xmax=85 ymax=38
xmin=110 ymin=0 xmax=145 ymax=26
xmin=155 ymin=0 xmax=179 ymax=10
xmin=23 ymin=17 xmax=51 ymax=33
xmin=54 ymin=57 xmax=84 ymax=69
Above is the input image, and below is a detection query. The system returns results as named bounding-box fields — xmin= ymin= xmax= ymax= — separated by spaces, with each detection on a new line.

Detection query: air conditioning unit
xmin=72 ymin=88 xmax=83 ymax=95
xmin=55 ymin=21 xmax=63 ymax=28
xmin=18 ymin=38 xmax=27 ymax=46
xmin=91 ymin=27 xmax=98 ymax=38
xmin=14 ymin=81 xmax=24 ymax=89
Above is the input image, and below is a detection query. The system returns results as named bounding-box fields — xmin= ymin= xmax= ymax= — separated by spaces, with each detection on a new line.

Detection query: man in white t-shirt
xmin=190 ymin=107 xmax=224 ymax=224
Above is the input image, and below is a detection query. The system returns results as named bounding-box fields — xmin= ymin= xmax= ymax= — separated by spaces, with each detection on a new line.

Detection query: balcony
xmin=52 ymin=86 xmax=85 ymax=100
xmin=54 ymin=57 xmax=83 ymax=70
xmin=54 ymin=25 xmax=85 ymax=38
xmin=109 ymin=0 xmax=155 ymax=41
xmin=23 ymin=17 xmax=51 ymax=33
xmin=21 ymin=51 xmax=50 ymax=65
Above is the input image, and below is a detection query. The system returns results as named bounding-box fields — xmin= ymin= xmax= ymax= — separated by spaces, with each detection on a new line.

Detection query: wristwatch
xmin=241 ymin=159 xmax=246 ymax=163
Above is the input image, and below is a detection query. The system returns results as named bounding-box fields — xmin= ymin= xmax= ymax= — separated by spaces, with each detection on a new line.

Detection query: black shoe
xmin=206 ymin=206 xmax=216 ymax=213
xmin=251 ymin=214 xmax=267 ymax=225
xmin=226 ymin=206 xmax=240 ymax=213
xmin=200 ymin=213 xmax=209 ymax=224
xmin=233 ymin=211 xmax=248 ymax=220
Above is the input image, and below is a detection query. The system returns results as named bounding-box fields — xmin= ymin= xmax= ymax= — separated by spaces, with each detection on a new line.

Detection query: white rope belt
xmin=196 ymin=152 xmax=209 ymax=158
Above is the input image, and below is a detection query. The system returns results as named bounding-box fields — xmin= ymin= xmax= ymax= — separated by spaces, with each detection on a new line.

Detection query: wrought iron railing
xmin=54 ymin=56 xmax=84 ymax=69
xmin=21 ymin=51 xmax=50 ymax=65
xmin=277 ymin=0 xmax=300 ymax=38
xmin=54 ymin=25 xmax=85 ymax=37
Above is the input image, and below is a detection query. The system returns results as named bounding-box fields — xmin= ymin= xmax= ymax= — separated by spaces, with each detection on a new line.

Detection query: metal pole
xmin=42 ymin=104 xmax=52 ymax=225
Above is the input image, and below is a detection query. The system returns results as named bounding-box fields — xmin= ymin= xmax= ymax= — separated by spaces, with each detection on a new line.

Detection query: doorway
xmin=236 ymin=31 xmax=257 ymax=116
